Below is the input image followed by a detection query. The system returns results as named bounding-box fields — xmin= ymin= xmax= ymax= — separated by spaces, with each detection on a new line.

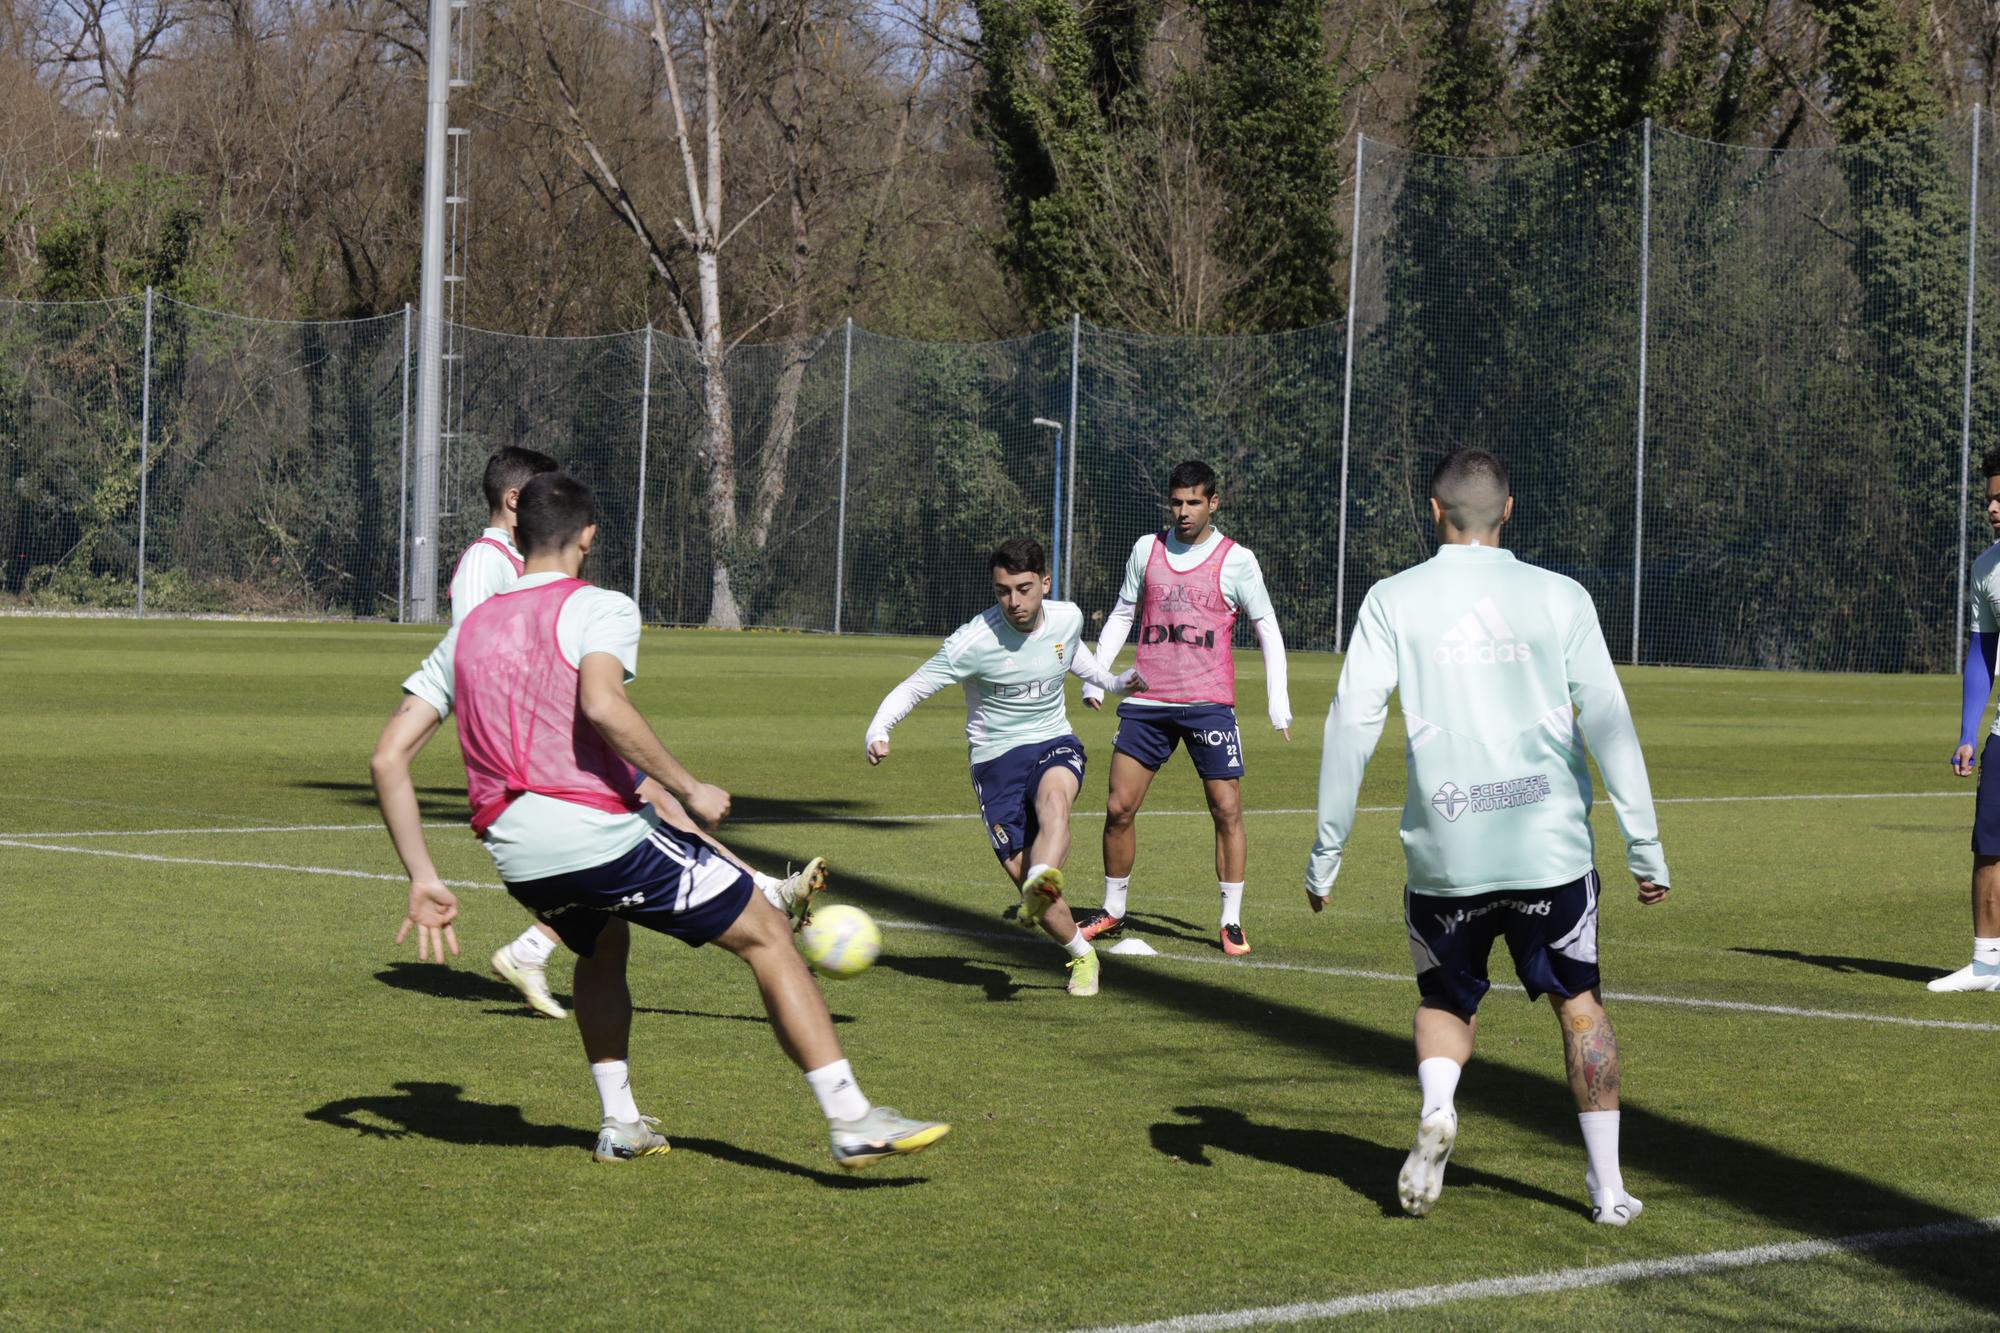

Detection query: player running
xmin=865 ymin=538 xmax=1147 ymax=997
xmin=1939 ymin=446 xmax=2000 ymax=993
xmin=1072 ymin=459 xmax=1292 ymax=955
xmin=372 ymin=472 xmax=945 ymax=1168
xmin=1304 ymin=449 xmax=1670 ymax=1225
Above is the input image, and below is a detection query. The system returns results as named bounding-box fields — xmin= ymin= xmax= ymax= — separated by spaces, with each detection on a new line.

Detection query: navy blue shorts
xmin=504 ymin=822 xmax=755 ymax=956
xmin=1112 ymin=702 xmax=1244 ymax=780
xmin=1976 ymin=735 xmax=2000 ymax=856
xmin=970 ymin=735 xmax=1086 ymax=861
xmin=1404 ymin=871 xmax=1602 ymax=1017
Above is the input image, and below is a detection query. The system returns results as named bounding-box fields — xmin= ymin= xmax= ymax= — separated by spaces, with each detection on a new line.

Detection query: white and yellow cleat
xmin=829 ymin=1107 xmax=951 ymax=1170
xmin=1066 ymin=948 xmax=1101 ymax=997
xmin=1018 ymin=865 xmax=1065 ymax=932
xmin=1397 ymin=1108 xmax=1457 ymax=1217
xmin=491 ymin=946 xmax=568 ymax=1019
xmin=764 ymin=857 xmax=829 ymax=932
xmin=593 ymin=1114 xmax=670 ymax=1163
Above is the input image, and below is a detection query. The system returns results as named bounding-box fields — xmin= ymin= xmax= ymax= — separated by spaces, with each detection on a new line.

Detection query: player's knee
xmin=1104 ymin=796 xmax=1138 ymax=827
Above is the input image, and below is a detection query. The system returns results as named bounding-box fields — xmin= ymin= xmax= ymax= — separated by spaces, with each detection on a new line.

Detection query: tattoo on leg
xmin=1563 ymin=1011 xmax=1621 ymax=1110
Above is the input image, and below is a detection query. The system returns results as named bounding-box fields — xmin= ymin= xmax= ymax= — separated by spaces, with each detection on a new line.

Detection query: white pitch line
xmin=1072 ymin=1214 xmax=2000 ymax=1331
xmin=874 ymin=919 xmax=2000 ymax=1033
xmin=0 ymin=788 xmax=1972 ymax=840
xmin=2 ymin=835 xmax=1990 ymax=1033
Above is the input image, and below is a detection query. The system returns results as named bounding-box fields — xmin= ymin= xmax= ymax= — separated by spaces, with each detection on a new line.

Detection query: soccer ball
xmin=798 ymin=904 xmax=881 ymax=979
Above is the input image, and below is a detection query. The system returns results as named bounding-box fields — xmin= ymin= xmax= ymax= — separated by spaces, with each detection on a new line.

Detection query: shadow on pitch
xmin=1728 ymin=947 xmax=1942 ymax=985
xmin=306 ymin=1081 xmax=582 ymax=1150
xmin=1150 ymin=1105 xmax=1580 ymax=1219
xmin=670 ymin=1137 xmax=925 ymax=1189
xmin=727 ymin=793 xmax=924 ymax=829
xmin=876 ymin=953 xmax=1051 ymax=1001
xmin=295 ymin=778 xmax=464 ymax=821
xmin=374 ymin=961 xmax=853 ymax=1024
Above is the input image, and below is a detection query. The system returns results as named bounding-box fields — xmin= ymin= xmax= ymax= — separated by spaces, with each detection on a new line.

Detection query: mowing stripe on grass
xmin=0 ymin=787 xmax=1973 ymax=840
xmin=875 ymin=919 xmax=2000 ymax=1033
xmin=1069 ymin=1213 xmax=2000 ymax=1331
xmin=4 ymin=835 xmax=1991 ymax=1033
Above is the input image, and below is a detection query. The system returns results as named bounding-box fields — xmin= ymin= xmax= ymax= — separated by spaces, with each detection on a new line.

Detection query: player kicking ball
xmin=1939 ymin=446 xmax=2000 ymax=993
xmin=1305 ymin=449 xmax=1670 ymax=1225
xmin=1075 ymin=459 xmax=1292 ymax=955
xmin=865 ymin=538 xmax=1146 ymax=997
xmin=373 ymin=471 xmax=946 ymax=1169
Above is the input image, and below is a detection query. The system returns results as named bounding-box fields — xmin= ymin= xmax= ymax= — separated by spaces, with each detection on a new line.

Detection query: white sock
xmin=1974 ymin=937 xmax=2000 ymax=971
xmin=1578 ymin=1110 xmax=1624 ymax=1200
xmin=1417 ymin=1057 xmax=1460 ymax=1118
xmin=590 ymin=1059 xmax=640 ymax=1123
xmin=1061 ymin=929 xmax=1092 ymax=958
xmin=1025 ymin=862 xmax=1055 ymax=886
xmin=805 ymin=1059 xmax=870 ymax=1123
xmin=509 ymin=926 xmax=558 ymax=970
xmin=1218 ymin=881 xmax=1245 ymax=928
xmin=1103 ymin=876 xmax=1130 ymax=918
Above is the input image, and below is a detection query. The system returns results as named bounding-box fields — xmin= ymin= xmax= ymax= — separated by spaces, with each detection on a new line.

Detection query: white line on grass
xmin=4 ymin=836 xmax=1990 ymax=1034
xmin=0 ymin=787 xmax=1972 ymax=840
xmin=1069 ymin=1213 xmax=2000 ymax=1331
xmin=874 ymin=919 xmax=2000 ymax=1033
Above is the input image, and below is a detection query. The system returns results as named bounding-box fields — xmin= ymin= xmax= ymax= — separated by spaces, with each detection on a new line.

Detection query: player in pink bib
xmin=1077 ymin=459 xmax=1293 ymax=955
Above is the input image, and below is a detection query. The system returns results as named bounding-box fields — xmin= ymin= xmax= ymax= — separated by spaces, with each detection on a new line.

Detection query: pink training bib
xmin=453 ymin=578 xmax=642 ymax=837
xmin=448 ymin=536 xmax=525 ymax=600
xmin=1133 ymin=531 xmax=1238 ymax=706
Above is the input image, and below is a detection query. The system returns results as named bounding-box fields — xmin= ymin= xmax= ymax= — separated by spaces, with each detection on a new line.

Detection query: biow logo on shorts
xmin=1434 ymin=597 xmax=1535 ymax=666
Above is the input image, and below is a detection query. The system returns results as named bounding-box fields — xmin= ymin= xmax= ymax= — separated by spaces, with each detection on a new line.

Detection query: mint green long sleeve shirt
xmin=1307 ymin=544 xmax=1669 ymax=898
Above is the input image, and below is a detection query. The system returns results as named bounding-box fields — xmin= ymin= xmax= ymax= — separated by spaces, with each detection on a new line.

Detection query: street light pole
xmin=1033 ymin=417 xmax=1064 ymax=599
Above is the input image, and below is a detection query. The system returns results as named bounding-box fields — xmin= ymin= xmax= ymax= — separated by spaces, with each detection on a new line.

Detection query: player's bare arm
xmin=576 ymin=652 xmax=731 ymax=827
xmin=369 ymin=693 xmax=459 ymax=961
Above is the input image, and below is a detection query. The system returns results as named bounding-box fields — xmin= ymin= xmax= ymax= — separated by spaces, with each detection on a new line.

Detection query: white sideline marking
xmin=1072 ymin=1214 xmax=2000 ymax=1331
xmin=2 ymin=833 xmax=1991 ymax=1033
xmin=874 ymin=919 xmax=2000 ymax=1033
xmin=0 ymin=788 xmax=1972 ymax=840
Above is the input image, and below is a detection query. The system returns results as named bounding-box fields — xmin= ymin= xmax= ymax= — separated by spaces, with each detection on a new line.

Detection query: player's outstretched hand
xmin=683 ymin=781 xmax=731 ymax=828
xmin=1635 ymin=878 xmax=1669 ymax=906
xmin=1083 ymin=683 xmax=1105 ymax=712
xmin=397 ymin=880 xmax=460 ymax=962
xmin=1954 ymin=743 xmax=1978 ymax=777
xmin=867 ymin=737 xmax=891 ymax=766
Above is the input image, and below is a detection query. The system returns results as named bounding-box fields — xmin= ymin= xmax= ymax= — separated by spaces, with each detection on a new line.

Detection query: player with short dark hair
xmin=1074 ymin=457 xmax=1293 ymax=955
xmin=865 ymin=537 xmax=1148 ymax=996
xmin=1937 ymin=445 xmax=2000 ymax=992
xmin=1305 ymin=447 xmax=1670 ymax=1224
xmin=373 ymin=472 xmax=946 ymax=1169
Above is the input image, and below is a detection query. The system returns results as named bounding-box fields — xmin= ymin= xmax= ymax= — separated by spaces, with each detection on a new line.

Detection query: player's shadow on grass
xmin=373 ymin=961 xmax=854 ymax=1023
xmin=875 ymin=953 xmax=1057 ymax=1001
xmin=670 ymin=1137 xmax=925 ymax=1189
xmin=1728 ymin=947 xmax=1942 ymax=984
xmin=1118 ymin=912 xmax=1213 ymax=948
xmin=295 ymin=779 xmax=465 ymax=821
xmin=1150 ymin=1105 xmax=1579 ymax=1219
xmin=306 ymin=1081 xmax=582 ymax=1150
xmin=727 ymin=794 xmax=920 ymax=829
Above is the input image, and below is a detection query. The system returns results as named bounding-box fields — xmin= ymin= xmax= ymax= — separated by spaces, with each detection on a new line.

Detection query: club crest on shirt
xmin=1054 ymin=642 xmax=1064 ymax=662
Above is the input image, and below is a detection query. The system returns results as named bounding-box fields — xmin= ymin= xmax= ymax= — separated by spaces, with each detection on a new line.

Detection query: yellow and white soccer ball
xmin=798 ymin=904 xmax=881 ymax=979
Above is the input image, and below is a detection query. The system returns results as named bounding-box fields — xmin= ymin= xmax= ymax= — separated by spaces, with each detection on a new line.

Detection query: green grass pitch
xmin=4 ymin=618 xmax=1998 ymax=1329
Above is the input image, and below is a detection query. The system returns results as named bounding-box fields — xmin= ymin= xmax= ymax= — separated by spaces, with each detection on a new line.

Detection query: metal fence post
xmin=398 ymin=303 xmax=412 ymax=623
xmin=1959 ymin=105 xmax=1984 ymax=673
xmin=1335 ymin=136 xmax=1363 ymax=653
xmin=1632 ymin=119 xmax=1653 ymax=666
xmin=136 ymin=286 xmax=155 ymax=616
xmin=632 ymin=323 xmax=654 ymax=606
xmin=834 ymin=316 xmax=853 ymax=634
xmin=1065 ymin=312 xmax=1080 ymax=598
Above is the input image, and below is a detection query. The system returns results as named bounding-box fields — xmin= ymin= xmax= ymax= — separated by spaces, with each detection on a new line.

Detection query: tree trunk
xmin=697 ymin=244 xmax=742 ymax=628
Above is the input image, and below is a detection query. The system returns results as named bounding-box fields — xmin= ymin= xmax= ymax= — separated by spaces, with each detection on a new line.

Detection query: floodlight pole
xmin=136 ymin=285 xmax=154 ymax=616
xmin=1335 ymin=135 xmax=1363 ymax=652
xmin=632 ymin=323 xmax=655 ymax=606
xmin=408 ymin=0 xmax=455 ymax=622
xmin=1632 ymin=118 xmax=1653 ymax=666
xmin=1034 ymin=417 xmax=1065 ymax=599
xmin=1065 ymin=313 xmax=1080 ymax=600
xmin=835 ymin=316 xmax=853 ymax=634
xmin=398 ymin=303 xmax=412 ymax=623
xmin=1959 ymin=105 xmax=1983 ymax=674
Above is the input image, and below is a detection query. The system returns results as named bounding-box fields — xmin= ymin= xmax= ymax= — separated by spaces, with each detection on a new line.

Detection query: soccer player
xmin=1304 ymin=449 xmax=1670 ymax=1225
xmin=864 ymin=538 xmax=1147 ymax=997
xmin=1072 ymin=459 xmax=1292 ymax=955
xmin=372 ymin=472 xmax=946 ymax=1168
xmin=1938 ymin=446 xmax=2000 ymax=993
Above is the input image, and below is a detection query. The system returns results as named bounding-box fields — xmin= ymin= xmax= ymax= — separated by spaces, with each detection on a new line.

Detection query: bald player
xmin=1306 ymin=448 xmax=1671 ymax=1225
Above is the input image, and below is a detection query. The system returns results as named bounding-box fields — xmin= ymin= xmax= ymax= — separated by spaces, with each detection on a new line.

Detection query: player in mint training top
xmin=865 ymin=538 xmax=1147 ymax=997
xmin=1073 ymin=459 xmax=1293 ymax=956
xmin=373 ymin=472 xmax=947 ymax=1169
xmin=1938 ymin=446 xmax=2000 ymax=993
xmin=1305 ymin=449 xmax=1670 ymax=1226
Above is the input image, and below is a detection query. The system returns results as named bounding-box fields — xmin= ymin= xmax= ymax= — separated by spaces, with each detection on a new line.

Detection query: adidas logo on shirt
xmin=1433 ymin=598 xmax=1534 ymax=666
